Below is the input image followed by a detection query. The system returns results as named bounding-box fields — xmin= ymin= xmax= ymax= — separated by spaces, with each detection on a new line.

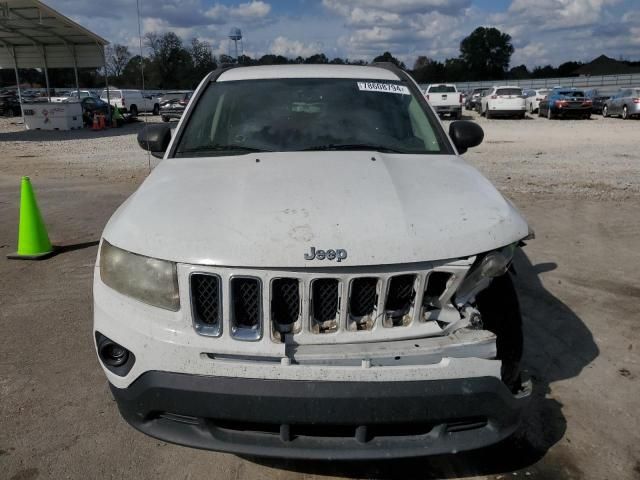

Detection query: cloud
xmin=206 ymin=1 xmax=271 ymax=23
xmin=493 ymin=0 xmax=621 ymax=32
xmin=268 ymin=36 xmax=320 ymax=57
xmin=322 ymin=0 xmax=471 ymax=16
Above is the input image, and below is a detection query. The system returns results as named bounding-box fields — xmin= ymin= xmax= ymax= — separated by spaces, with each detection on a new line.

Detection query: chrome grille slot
xmin=383 ymin=274 xmax=416 ymax=327
xmin=271 ymin=278 xmax=301 ymax=341
xmin=348 ymin=277 xmax=379 ymax=331
xmin=310 ymin=279 xmax=340 ymax=334
xmin=230 ymin=277 xmax=262 ymax=341
xmin=191 ymin=273 xmax=222 ymax=337
xmin=423 ymin=272 xmax=453 ymax=311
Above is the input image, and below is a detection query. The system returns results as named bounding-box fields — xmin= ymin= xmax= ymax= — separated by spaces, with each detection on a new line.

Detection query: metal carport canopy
xmin=0 ymin=0 xmax=108 ymax=69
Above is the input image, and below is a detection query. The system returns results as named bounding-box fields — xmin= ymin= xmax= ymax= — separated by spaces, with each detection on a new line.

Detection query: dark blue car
xmin=538 ymin=88 xmax=592 ymax=119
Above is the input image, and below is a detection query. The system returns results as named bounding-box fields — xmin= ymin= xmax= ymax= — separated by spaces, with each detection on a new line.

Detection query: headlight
xmin=455 ymin=243 xmax=518 ymax=303
xmin=99 ymin=240 xmax=180 ymax=311
xmin=478 ymin=243 xmax=516 ymax=278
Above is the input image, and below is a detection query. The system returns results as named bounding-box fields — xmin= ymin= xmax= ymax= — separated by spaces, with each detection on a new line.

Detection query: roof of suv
xmin=217 ymin=64 xmax=400 ymax=82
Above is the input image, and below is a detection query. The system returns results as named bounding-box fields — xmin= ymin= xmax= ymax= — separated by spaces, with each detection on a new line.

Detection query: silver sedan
xmin=603 ymin=88 xmax=640 ymax=119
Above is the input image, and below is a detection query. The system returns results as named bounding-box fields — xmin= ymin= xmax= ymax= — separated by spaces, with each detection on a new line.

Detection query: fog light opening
xmin=99 ymin=339 xmax=129 ymax=367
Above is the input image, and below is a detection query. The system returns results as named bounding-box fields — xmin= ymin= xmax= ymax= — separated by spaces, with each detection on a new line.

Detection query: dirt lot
xmin=1 ymin=112 xmax=639 ymax=480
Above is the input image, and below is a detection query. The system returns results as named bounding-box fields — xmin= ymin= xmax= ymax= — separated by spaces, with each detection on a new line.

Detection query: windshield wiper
xmin=179 ymin=144 xmax=271 ymax=155
xmin=302 ymin=143 xmax=410 ymax=153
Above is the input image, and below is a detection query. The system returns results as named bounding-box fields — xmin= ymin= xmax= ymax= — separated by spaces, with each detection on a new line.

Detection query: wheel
xmin=529 ymin=103 xmax=534 ymax=114
xmin=520 ymin=112 xmax=526 ymax=119
xmin=622 ymin=106 xmax=628 ymax=120
xmin=161 ymin=115 xmax=170 ymax=122
xmin=486 ymin=108 xmax=491 ymax=119
xmin=538 ymin=105 xmax=544 ymax=117
xmin=129 ymin=104 xmax=138 ymax=117
xmin=152 ymin=103 xmax=160 ymax=115
xmin=547 ymin=107 xmax=554 ymax=120
xmin=602 ymin=105 xmax=608 ymax=117
xmin=476 ymin=273 xmax=524 ymax=393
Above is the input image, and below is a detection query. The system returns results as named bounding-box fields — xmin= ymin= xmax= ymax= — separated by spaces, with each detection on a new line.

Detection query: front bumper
xmin=111 ymin=371 xmax=531 ymax=459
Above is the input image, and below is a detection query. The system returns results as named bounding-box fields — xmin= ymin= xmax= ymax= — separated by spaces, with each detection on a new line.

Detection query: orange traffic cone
xmin=98 ymin=113 xmax=106 ymax=130
xmin=7 ymin=177 xmax=54 ymax=260
xmin=92 ymin=113 xmax=100 ymax=131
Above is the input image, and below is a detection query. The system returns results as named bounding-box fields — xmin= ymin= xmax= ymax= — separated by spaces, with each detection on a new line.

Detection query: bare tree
xmin=105 ymin=44 xmax=131 ymax=78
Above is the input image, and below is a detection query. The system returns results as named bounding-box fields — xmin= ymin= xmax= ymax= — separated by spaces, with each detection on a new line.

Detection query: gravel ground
xmin=1 ymin=111 xmax=639 ymax=479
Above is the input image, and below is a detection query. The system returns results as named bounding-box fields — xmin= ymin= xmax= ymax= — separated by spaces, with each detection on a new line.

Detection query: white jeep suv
xmin=94 ymin=63 xmax=532 ymax=459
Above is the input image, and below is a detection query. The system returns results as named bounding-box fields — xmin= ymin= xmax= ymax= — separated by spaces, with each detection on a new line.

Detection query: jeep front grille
xmin=188 ymin=262 xmax=470 ymax=344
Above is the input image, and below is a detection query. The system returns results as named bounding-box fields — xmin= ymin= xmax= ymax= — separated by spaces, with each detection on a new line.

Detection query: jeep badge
xmin=304 ymin=246 xmax=347 ymax=262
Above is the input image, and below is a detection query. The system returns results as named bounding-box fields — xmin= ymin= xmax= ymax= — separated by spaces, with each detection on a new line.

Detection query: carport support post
xmin=11 ymin=46 xmax=25 ymax=125
xmin=101 ymin=45 xmax=111 ymax=119
xmin=41 ymin=45 xmax=51 ymax=101
xmin=71 ymin=44 xmax=81 ymax=99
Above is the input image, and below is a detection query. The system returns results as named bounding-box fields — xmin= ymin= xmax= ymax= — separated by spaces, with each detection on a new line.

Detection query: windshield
xmin=428 ymin=85 xmax=456 ymax=93
xmin=496 ymin=88 xmax=522 ymax=96
xmin=174 ymin=78 xmax=446 ymax=157
xmin=557 ymin=90 xmax=584 ymax=97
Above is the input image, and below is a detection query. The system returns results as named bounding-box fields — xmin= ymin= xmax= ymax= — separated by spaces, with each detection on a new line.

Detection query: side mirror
xmin=449 ymin=120 xmax=484 ymax=154
xmin=137 ymin=123 xmax=171 ymax=158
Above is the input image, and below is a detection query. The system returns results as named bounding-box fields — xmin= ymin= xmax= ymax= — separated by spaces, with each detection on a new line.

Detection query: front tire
xmin=476 ymin=273 xmax=524 ymax=393
xmin=486 ymin=108 xmax=492 ymax=119
xmin=622 ymin=106 xmax=629 ymax=120
xmin=129 ymin=104 xmax=138 ymax=117
xmin=161 ymin=115 xmax=170 ymax=122
xmin=152 ymin=103 xmax=160 ymax=115
xmin=602 ymin=105 xmax=608 ymax=117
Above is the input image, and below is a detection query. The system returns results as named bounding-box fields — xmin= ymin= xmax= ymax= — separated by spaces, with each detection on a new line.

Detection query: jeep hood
xmin=103 ymin=152 xmax=529 ymax=267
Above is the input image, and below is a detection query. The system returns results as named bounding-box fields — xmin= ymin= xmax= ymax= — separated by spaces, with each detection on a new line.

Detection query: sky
xmin=48 ymin=0 xmax=640 ymax=69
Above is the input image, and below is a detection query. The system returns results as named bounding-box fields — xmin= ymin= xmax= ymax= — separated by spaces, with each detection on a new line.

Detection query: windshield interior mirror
xmin=137 ymin=124 xmax=171 ymax=158
xmin=449 ymin=121 xmax=484 ymax=154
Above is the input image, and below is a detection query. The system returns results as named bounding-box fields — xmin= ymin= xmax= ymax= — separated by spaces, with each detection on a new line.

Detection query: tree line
xmin=2 ymin=26 xmax=638 ymax=90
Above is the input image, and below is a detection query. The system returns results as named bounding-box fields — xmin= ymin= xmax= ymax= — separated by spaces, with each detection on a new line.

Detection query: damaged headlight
xmin=99 ymin=240 xmax=180 ymax=311
xmin=478 ymin=243 xmax=517 ymax=278
xmin=455 ymin=243 xmax=518 ymax=303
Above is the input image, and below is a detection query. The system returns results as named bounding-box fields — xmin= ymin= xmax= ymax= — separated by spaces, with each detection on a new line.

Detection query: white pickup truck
xmin=99 ymin=89 xmax=160 ymax=116
xmin=425 ymin=83 xmax=463 ymax=119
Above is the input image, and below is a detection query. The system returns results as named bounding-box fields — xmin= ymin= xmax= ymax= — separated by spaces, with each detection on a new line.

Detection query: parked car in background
xmin=51 ymin=90 xmax=98 ymax=103
xmin=480 ymin=86 xmax=526 ymax=119
xmin=80 ymin=97 xmax=110 ymax=125
xmin=424 ymin=84 xmax=462 ymax=119
xmin=524 ymin=89 xmax=549 ymax=114
xmin=0 ymin=91 xmax=21 ymax=116
xmin=158 ymin=91 xmax=190 ymax=105
xmin=538 ymin=88 xmax=592 ymax=119
xmin=160 ymin=91 xmax=193 ymax=122
xmin=602 ymin=88 xmax=640 ymax=119
xmin=99 ymin=89 xmax=160 ymax=116
xmin=585 ymin=88 xmax=617 ymax=114
xmin=465 ymin=87 xmax=489 ymax=111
